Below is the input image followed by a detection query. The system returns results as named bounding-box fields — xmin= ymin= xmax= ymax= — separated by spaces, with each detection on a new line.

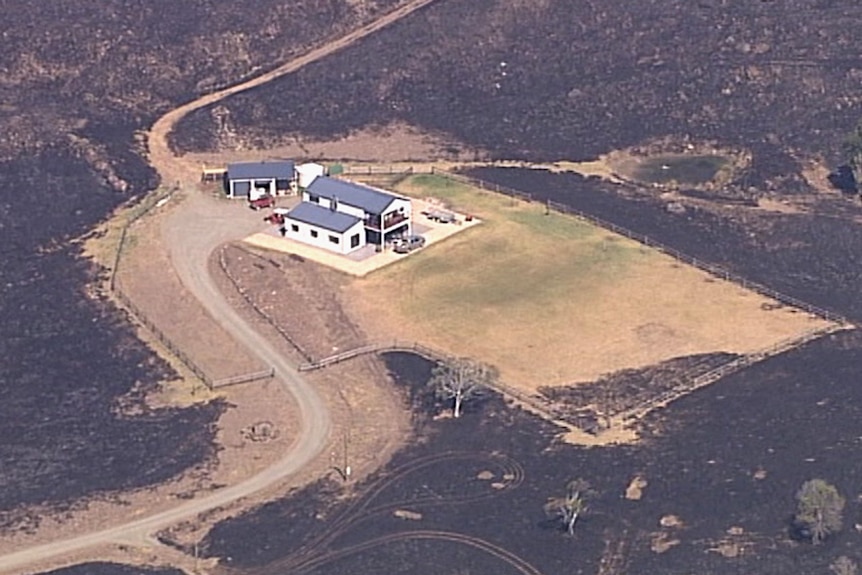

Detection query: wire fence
xmin=427 ymin=168 xmax=852 ymax=326
xmin=109 ymin=187 xmax=272 ymax=390
xmin=217 ymin=245 xmax=314 ymax=363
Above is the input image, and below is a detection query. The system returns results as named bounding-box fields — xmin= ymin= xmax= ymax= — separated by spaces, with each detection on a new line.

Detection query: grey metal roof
xmin=306 ymin=176 xmax=400 ymax=214
xmin=286 ymin=202 xmax=362 ymax=233
xmin=227 ymin=160 xmax=295 ymax=181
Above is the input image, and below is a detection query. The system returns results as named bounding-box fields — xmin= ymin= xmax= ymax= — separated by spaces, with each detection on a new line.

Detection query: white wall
xmin=283 ymin=219 xmax=366 ymax=255
xmin=296 ymin=163 xmax=325 ymax=188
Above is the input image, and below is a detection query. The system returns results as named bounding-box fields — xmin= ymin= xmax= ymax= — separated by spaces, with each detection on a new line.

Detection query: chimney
xmin=331 ymin=196 xmax=338 ymax=211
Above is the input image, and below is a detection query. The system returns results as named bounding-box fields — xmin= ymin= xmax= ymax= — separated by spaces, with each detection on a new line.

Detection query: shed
xmin=296 ymin=162 xmax=326 ymax=189
xmin=226 ymin=160 xmax=296 ymax=198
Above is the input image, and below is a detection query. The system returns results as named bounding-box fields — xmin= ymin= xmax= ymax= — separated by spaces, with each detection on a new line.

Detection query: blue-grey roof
xmin=286 ymin=202 xmax=362 ymax=233
xmin=227 ymin=160 xmax=295 ymax=181
xmin=306 ymin=176 xmax=400 ymax=214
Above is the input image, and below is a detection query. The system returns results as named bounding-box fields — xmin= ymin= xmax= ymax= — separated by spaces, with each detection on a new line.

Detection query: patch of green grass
xmin=384 ymin=174 xmax=647 ymax=324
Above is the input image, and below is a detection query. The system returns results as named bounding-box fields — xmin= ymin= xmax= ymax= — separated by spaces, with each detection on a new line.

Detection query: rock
xmin=625 ymin=475 xmax=648 ymax=500
xmin=660 ymin=514 xmax=683 ymax=528
xmin=393 ymin=509 xmax=423 ymax=521
xmin=477 ymin=470 xmax=494 ymax=480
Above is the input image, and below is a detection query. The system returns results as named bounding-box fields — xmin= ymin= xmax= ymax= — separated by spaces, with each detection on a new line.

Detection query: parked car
xmin=249 ymin=195 xmax=275 ymax=210
xmin=393 ymin=235 xmax=426 ymax=254
xmin=423 ymin=209 xmax=456 ymax=223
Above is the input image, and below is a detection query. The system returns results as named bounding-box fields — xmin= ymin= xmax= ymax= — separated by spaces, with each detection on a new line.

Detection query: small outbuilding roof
xmin=306 ymin=176 xmax=401 ymax=214
xmin=227 ymin=160 xmax=295 ymax=181
xmin=286 ymin=202 xmax=363 ymax=233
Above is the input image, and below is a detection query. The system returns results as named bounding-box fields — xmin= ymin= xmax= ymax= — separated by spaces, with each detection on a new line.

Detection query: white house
xmin=226 ymin=160 xmax=296 ymax=198
xmin=302 ymin=176 xmax=412 ymax=246
xmin=282 ymin=202 xmax=366 ymax=255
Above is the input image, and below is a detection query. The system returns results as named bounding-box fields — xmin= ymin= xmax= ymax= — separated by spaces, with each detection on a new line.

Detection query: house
xmin=302 ymin=177 xmax=412 ymax=246
xmin=280 ymin=176 xmax=412 ymax=255
xmin=281 ymin=202 xmax=366 ymax=255
xmin=226 ymin=160 xmax=296 ymax=199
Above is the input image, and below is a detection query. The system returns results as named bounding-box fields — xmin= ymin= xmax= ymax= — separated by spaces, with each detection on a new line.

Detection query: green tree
xmin=427 ymin=358 xmax=496 ymax=418
xmin=795 ymin=479 xmax=845 ymax=544
xmin=544 ymin=478 xmax=594 ymax=535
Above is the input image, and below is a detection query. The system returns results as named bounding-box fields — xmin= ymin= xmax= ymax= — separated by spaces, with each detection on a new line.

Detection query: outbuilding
xmin=282 ymin=202 xmax=367 ymax=255
xmin=295 ymin=162 xmax=326 ymax=189
xmin=226 ymin=160 xmax=296 ymax=199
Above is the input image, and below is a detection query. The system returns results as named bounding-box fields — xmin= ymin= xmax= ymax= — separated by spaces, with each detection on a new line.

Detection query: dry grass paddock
xmin=343 ymin=174 xmax=832 ymax=392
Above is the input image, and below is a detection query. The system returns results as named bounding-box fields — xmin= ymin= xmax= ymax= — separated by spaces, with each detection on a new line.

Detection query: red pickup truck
xmin=249 ymin=196 xmax=275 ymax=210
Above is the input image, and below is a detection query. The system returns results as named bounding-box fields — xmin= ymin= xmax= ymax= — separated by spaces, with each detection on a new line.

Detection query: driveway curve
xmin=0 ymin=0 xmax=441 ymax=571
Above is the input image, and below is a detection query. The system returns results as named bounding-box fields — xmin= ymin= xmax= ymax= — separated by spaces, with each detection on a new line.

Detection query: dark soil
xmin=0 ymin=149 xmax=224 ymax=531
xmin=199 ymin=339 xmax=862 ymax=575
xmin=172 ymin=0 xmax=862 ymax=189
xmin=37 ymin=563 xmax=184 ymax=575
xmin=0 ymin=0 xmax=403 ymax=521
xmin=540 ymin=352 xmax=739 ymax=421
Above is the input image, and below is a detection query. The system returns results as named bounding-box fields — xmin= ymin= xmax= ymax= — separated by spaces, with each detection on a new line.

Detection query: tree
xmin=794 ymin=479 xmax=845 ymax=544
xmin=844 ymin=119 xmax=862 ymax=172
xmin=427 ymin=358 xmax=496 ymax=418
xmin=544 ymin=479 xmax=594 ymax=535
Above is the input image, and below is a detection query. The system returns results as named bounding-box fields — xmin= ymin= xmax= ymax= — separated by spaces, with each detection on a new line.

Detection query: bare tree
xmin=831 ymin=556 xmax=858 ymax=575
xmin=795 ymin=479 xmax=845 ymax=544
xmin=544 ymin=479 xmax=594 ymax=535
xmin=427 ymin=358 xmax=496 ymax=418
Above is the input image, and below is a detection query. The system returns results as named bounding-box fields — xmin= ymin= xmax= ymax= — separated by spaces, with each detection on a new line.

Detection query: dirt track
xmin=0 ymin=0 xmax=441 ymax=572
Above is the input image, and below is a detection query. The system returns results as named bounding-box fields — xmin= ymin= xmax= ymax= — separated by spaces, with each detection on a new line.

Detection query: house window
xmin=329 ymin=235 xmax=340 ymax=244
xmin=290 ymin=223 xmax=299 ymax=232
xmin=310 ymin=229 xmax=318 ymax=238
xmin=350 ymin=233 xmax=360 ymax=248
xmin=308 ymin=193 xmax=320 ymax=204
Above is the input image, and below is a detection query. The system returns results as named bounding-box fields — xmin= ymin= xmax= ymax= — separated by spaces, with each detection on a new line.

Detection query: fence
xmin=212 ymin=368 xmax=275 ymax=389
xmin=298 ymin=339 xmax=565 ymax=425
xmin=427 ymin=168 xmax=852 ymax=327
xmin=217 ymin=245 xmax=314 ymax=363
xmin=109 ymin=188 xmax=274 ymax=390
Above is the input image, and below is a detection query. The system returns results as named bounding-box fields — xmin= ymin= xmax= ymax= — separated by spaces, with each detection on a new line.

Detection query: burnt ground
xmin=172 ymin=0 xmax=862 ymax=190
xmin=539 ymin=352 xmax=738 ymax=424
xmin=0 ymin=149 xmax=223 ymax=532
xmin=0 ymin=0 xmax=404 ymax=522
xmin=199 ymin=339 xmax=862 ymax=575
xmin=37 ymin=563 xmax=184 ymax=575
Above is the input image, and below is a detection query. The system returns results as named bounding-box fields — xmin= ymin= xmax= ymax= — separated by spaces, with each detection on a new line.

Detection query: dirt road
xmin=0 ymin=0 xmax=441 ymax=572
xmin=148 ymin=0 xmax=441 ymax=185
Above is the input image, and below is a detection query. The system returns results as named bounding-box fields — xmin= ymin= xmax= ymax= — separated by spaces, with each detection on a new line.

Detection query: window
xmin=308 ymin=193 xmax=320 ymax=204
xmin=329 ymin=235 xmax=340 ymax=244
xmin=310 ymin=229 xmax=318 ymax=238
xmin=350 ymin=233 xmax=360 ymax=248
xmin=290 ymin=224 xmax=299 ymax=232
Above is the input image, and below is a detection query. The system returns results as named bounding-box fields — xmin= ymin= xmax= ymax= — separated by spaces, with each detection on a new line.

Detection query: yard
xmin=344 ymin=174 xmax=832 ymax=392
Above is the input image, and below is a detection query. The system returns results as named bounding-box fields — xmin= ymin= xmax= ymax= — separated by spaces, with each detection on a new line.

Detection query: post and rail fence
xmin=108 ymin=186 xmax=275 ymax=390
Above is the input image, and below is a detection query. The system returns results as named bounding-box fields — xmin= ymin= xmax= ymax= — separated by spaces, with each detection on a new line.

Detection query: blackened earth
xmin=0 ymin=0 xmax=401 ymax=524
xmin=199 ymin=343 xmax=862 ymax=575
xmin=37 ymin=563 xmax=184 ymax=575
xmin=173 ymin=0 xmax=862 ymax=192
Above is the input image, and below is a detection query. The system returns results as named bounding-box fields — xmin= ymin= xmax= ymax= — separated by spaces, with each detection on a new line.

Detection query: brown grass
xmin=342 ymin=175 xmax=832 ymax=392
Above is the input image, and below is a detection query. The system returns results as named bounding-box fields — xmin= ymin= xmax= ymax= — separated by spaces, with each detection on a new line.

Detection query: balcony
xmin=364 ymin=211 xmax=408 ymax=231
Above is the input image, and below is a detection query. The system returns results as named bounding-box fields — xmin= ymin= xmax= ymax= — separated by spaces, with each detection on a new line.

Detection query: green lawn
xmin=395 ymin=175 xmax=642 ymax=315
